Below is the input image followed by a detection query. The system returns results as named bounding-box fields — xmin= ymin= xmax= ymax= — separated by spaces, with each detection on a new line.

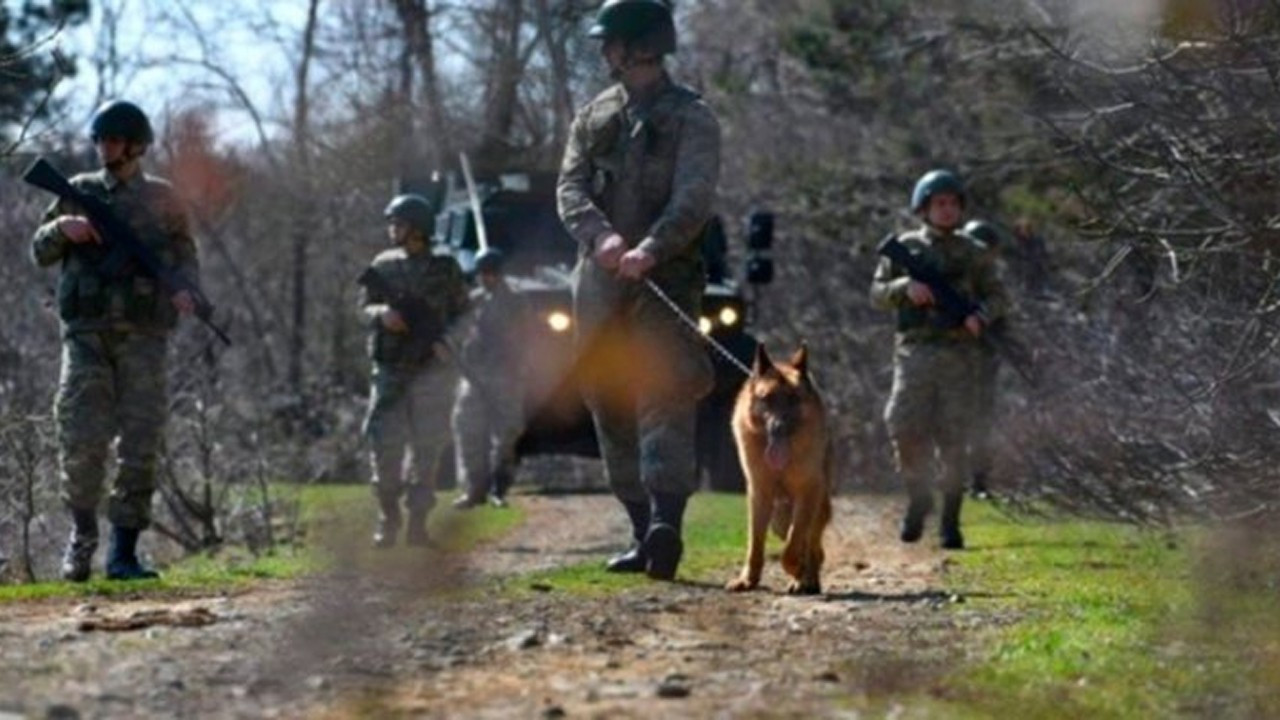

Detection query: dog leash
xmin=643 ymin=278 xmax=752 ymax=378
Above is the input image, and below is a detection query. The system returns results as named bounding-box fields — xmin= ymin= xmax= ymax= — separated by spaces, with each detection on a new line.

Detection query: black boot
xmin=605 ymin=501 xmax=651 ymax=573
xmin=899 ymin=492 xmax=934 ymax=544
xmin=490 ymin=468 xmax=514 ymax=508
xmin=645 ymin=492 xmax=687 ymax=581
xmin=373 ymin=496 xmax=402 ymax=549
xmin=940 ymin=492 xmax=965 ymax=550
xmin=105 ymin=526 xmax=159 ymax=581
xmin=60 ymin=509 xmax=98 ymax=583
xmin=405 ymin=509 xmax=431 ymax=547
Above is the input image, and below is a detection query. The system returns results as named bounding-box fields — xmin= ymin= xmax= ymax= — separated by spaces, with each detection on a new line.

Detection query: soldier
xmin=30 ymin=100 xmax=201 ymax=581
xmin=450 ymin=248 xmax=529 ymax=510
xmin=961 ymin=219 xmax=1007 ymax=499
xmin=358 ymin=193 xmax=468 ymax=548
xmin=870 ymin=170 xmax=1008 ymax=550
xmin=557 ymin=0 xmax=719 ymax=581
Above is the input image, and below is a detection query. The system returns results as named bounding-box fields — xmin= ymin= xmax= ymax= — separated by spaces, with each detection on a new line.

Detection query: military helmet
xmin=588 ymin=0 xmax=677 ymax=55
xmin=89 ymin=100 xmax=154 ymax=145
xmin=474 ymin=247 xmax=506 ymax=274
xmin=383 ymin=194 xmax=435 ymax=235
xmin=963 ymin=219 xmax=1003 ymax=249
xmin=910 ymin=169 xmax=966 ymax=213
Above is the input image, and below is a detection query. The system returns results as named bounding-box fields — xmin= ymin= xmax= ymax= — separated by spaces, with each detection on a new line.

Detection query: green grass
xmin=939 ymin=502 xmax=1250 ymax=719
xmin=502 ymin=492 xmax=748 ymax=596
xmin=0 ymin=484 xmax=523 ymax=604
xmin=499 ymin=493 xmax=1276 ymax=718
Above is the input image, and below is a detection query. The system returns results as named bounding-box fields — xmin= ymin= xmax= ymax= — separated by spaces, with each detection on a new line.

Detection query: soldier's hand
xmin=382 ymin=309 xmax=409 ymax=334
xmin=618 ymin=248 xmax=657 ymax=281
xmin=58 ymin=216 xmax=101 ymax=245
xmin=593 ymin=233 xmax=627 ymax=270
xmin=171 ymin=290 xmax=196 ymax=316
xmin=964 ymin=314 xmax=984 ymax=337
xmin=906 ymin=281 xmax=935 ymax=307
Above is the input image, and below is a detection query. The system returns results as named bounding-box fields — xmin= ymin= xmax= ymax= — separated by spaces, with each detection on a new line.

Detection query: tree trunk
xmin=289 ymin=0 xmax=322 ymax=399
xmin=478 ymin=0 xmax=525 ymax=170
xmin=390 ymin=0 xmax=452 ymax=169
xmin=534 ymin=0 xmax=575 ymax=152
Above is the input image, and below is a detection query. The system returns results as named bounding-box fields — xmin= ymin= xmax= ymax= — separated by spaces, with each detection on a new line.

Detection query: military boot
xmin=645 ymin=492 xmax=687 ymax=581
xmin=605 ymin=501 xmax=651 ymax=573
xmin=105 ymin=526 xmax=159 ymax=581
xmin=60 ymin=509 xmax=99 ymax=583
xmin=940 ymin=492 xmax=965 ymax=550
xmin=899 ymin=492 xmax=934 ymax=544
xmin=405 ymin=509 xmax=431 ymax=547
xmin=490 ymin=468 xmax=514 ymax=508
xmin=373 ymin=496 xmax=402 ymax=549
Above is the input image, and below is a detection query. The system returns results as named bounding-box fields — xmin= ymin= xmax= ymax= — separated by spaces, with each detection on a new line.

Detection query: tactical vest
xmin=57 ymin=175 xmax=183 ymax=332
xmin=894 ymin=231 xmax=982 ymax=337
xmin=366 ymin=251 xmax=465 ymax=367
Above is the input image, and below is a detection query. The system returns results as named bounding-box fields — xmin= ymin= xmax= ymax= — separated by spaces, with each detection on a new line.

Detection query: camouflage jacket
xmin=359 ymin=246 xmax=468 ymax=367
xmin=556 ymin=73 xmax=720 ymax=271
xmin=30 ymin=169 xmax=199 ymax=336
xmin=870 ymin=225 xmax=1008 ymax=344
xmin=459 ymin=279 xmax=529 ymax=378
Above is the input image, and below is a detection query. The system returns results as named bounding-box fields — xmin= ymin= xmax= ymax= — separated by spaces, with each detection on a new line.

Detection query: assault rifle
xmin=357 ymin=267 xmax=445 ymax=362
xmin=877 ymin=234 xmax=1036 ymax=385
xmin=357 ymin=267 xmax=506 ymax=411
xmin=22 ymin=157 xmax=231 ymax=346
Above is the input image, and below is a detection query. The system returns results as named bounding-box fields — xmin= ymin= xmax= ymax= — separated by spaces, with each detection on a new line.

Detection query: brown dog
xmin=725 ymin=343 xmax=833 ymax=595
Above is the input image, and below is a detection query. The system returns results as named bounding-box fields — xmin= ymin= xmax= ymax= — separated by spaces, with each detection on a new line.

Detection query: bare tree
xmin=389 ymin=0 xmax=453 ymax=170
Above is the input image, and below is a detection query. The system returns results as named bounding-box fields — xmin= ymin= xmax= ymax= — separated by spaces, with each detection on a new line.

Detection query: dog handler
xmin=557 ymin=0 xmax=720 ymax=580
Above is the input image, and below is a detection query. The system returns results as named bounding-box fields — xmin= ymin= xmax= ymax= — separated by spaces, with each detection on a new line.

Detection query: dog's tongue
xmin=765 ymin=436 xmax=791 ymax=471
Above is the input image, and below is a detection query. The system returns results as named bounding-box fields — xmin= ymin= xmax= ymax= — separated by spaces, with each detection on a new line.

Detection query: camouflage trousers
xmin=883 ymin=340 xmax=979 ymax=498
xmin=55 ymin=331 xmax=169 ymax=530
xmin=968 ymin=348 xmax=1000 ymax=480
xmin=451 ymin=377 xmax=524 ymax=499
xmin=573 ymin=261 xmax=714 ymax=503
xmin=363 ymin=362 xmax=455 ymax=512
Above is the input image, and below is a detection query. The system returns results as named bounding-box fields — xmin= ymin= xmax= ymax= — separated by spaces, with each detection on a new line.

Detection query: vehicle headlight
xmin=718 ymin=306 xmax=740 ymax=327
xmin=698 ymin=317 xmax=713 ymax=335
xmin=547 ymin=311 xmax=572 ymax=333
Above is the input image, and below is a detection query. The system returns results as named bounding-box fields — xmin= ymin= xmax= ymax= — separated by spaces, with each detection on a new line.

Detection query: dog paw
xmin=725 ymin=577 xmax=757 ymax=593
xmin=785 ymin=580 xmax=822 ymax=596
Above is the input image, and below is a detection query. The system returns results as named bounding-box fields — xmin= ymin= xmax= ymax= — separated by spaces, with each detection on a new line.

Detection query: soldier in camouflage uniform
xmin=359 ymin=194 xmax=469 ymax=548
xmin=450 ymin=248 xmax=528 ymax=510
xmin=870 ymin=171 xmax=1008 ymax=550
xmin=30 ymin=100 xmax=201 ymax=582
xmin=558 ymin=0 xmax=719 ymax=580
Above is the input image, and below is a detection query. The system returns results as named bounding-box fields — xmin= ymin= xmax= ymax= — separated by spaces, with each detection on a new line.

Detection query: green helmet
xmin=474 ymin=247 xmax=506 ymax=274
xmin=963 ymin=220 xmax=1003 ymax=249
xmin=910 ymin=169 xmax=966 ymax=213
xmin=90 ymin=100 xmax=154 ymax=145
xmin=588 ymin=0 xmax=676 ymax=55
xmin=384 ymin=194 xmax=435 ymax=236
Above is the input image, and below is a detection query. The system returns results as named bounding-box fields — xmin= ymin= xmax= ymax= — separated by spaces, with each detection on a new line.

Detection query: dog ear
xmin=753 ymin=343 xmax=773 ymax=376
xmin=790 ymin=343 xmax=809 ymax=376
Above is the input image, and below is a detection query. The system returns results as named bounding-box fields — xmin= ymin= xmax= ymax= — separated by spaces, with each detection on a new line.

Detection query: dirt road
xmin=0 ymin=494 xmax=987 ymax=719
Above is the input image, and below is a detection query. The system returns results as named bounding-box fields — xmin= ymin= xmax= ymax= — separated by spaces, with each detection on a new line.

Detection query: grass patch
xmin=502 ymin=492 xmax=748 ymax=597
xmin=937 ymin=502 xmax=1241 ymax=719
xmin=0 ymin=484 xmax=524 ymax=604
